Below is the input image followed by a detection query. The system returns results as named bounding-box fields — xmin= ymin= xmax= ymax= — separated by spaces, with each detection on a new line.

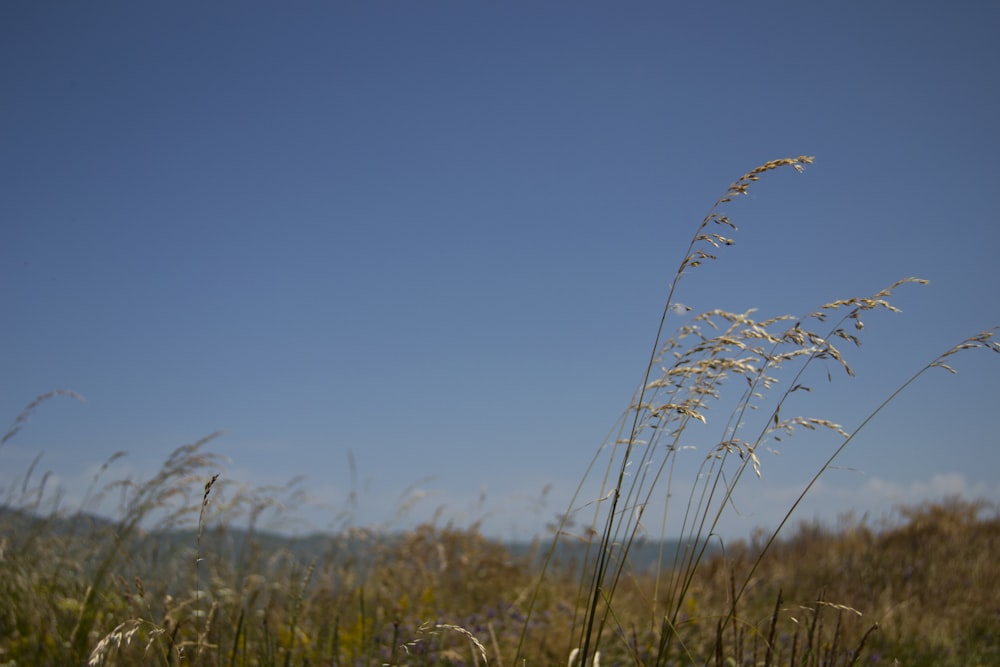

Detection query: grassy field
xmin=1 ymin=487 xmax=997 ymax=666
xmin=3 ymin=158 xmax=997 ymax=666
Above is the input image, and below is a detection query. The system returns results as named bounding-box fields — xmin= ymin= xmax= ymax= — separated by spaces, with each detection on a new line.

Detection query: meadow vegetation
xmin=2 ymin=159 xmax=997 ymax=666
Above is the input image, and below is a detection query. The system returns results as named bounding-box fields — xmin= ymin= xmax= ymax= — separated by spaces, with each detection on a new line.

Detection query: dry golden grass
xmin=2 ymin=493 xmax=997 ymax=665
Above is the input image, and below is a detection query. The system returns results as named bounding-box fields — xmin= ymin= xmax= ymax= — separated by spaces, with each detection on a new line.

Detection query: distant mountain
xmin=0 ymin=504 xmax=716 ymax=578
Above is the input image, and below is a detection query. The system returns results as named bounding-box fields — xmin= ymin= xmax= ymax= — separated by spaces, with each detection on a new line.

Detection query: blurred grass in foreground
xmin=0 ymin=482 xmax=997 ymax=665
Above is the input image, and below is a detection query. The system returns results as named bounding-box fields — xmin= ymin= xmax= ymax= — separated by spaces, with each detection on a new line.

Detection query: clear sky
xmin=3 ymin=2 xmax=998 ymax=540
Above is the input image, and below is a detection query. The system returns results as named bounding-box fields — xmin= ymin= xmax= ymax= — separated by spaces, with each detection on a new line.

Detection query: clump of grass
xmin=515 ymin=157 xmax=999 ymax=666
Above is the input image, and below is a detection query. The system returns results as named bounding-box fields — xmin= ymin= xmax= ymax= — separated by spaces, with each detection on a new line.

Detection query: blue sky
xmin=2 ymin=2 xmax=998 ymax=540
